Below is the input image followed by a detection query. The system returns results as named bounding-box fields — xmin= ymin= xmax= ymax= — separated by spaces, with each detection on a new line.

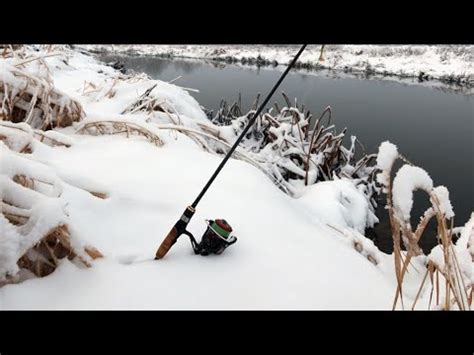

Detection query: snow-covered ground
xmin=0 ymin=46 xmax=471 ymax=309
xmin=0 ymin=134 xmax=397 ymax=309
xmin=82 ymin=45 xmax=474 ymax=89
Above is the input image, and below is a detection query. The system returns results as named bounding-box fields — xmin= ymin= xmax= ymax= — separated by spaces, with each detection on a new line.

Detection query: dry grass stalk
xmin=1 ymin=122 xmax=73 ymax=155
xmin=121 ymin=84 xmax=158 ymax=114
xmin=379 ymin=147 xmax=472 ymax=310
xmin=84 ymin=246 xmax=104 ymax=260
xmin=17 ymin=225 xmax=103 ymax=278
xmin=205 ymin=93 xmax=378 ymax=200
xmin=89 ymin=191 xmax=108 ymax=199
xmin=120 ymin=84 xmax=183 ymax=127
xmin=33 ymin=130 xmax=72 ymax=148
xmin=326 ymin=224 xmax=379 ymax=266
xmin=1 ymin=134 xmax=103 ymax=286
xmin=13 ymin=53 xmax=63 ymax=68
xmin=0 ymin=61 xmax=84 ymax=130
xmin=76 ymin=119 xmax=274 ymax=183
xmin=76 ymin=120 xmax=165 ymax=147
xmin=13 ymin=174 xmax=35 ymax=189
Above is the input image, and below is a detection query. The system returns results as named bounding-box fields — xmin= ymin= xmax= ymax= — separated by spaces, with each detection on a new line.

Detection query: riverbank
xmin=82 ymin=45 xmax=474 ymax=91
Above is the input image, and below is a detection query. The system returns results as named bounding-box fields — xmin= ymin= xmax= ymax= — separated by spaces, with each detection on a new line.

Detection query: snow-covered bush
xmin=0 ymin=121 xmax=73 ymax=153
xmin=0 ymin=123 xmax=102 ymax=286
xmin=376 ymin=141 xmax=472 ymax=310
xmin=204 ymin=93 xmax=378 ymax=203
xmin=0 ymin=49 xmax=84 ymax=129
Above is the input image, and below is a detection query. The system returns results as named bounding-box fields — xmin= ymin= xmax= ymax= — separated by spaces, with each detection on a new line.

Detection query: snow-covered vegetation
xmin=376 ymin=141 xmax=472 ymax=310
xmin=0 ymin=122 xmax=103 ymax=285
xmin=83 ymin=45 xmax=474 ymax=90
xmin=0 ymin=45 xmax=471 ymax=309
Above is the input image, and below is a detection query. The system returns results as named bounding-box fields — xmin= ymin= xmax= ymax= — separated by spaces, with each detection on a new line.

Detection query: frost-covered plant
xmin=0 ymin=46 xmax=85 ymax=130
xmin=0 ymin=124 xmax=103 ymax=286
xmin=376 ymin=141 xmax=472 ymax=310
xmin=77 ymin=118 xmax=165 ymax=147
xmin=0 ymin=121 xmax=73 ymax=153
xmin=326 ymin=224 xmax=381 ymax=266
xmin=205 ymin=93 xmax=378 ymax=202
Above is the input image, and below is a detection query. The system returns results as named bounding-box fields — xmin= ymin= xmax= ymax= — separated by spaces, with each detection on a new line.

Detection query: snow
xmin=0 ymin=179 xmax=66 ymax=280
xmin=427 ymin=242 xmax=472 ymax=287
xmin=454 ymin=214 xmax=474 ymax=286
xmin=457 ymin=213 xmax=474 ymax=250
xmin=39 ymin=130 xmax=75 ymax=147
xmin=376 ymin=141 xmax=398 ymax=187
xmin=376 ymin=141 xmax=398 ymax=173
xmin=81 ymin=45 xmax=474 ymax=89
xmin=0 ymin=45 xmax=471 ymax=309
xmin=390 ymin=164 xmax=455 ymax=223
xmin=297 ymin=179 xmax=378 ymax=234
xmin=392 ymin=165 xmax=434 ymax=222
xmin=424 ymin=213 xmax=474 ymax=308
xmin=0 ymin=139 xmax=99 ymax=280
xmin=431 ymin=186 xmax=455 ymax=219
xmin=0 ymin=123 xmax=33 ymax=152
xmin=0 ymin=134 xmax=395 ymax=309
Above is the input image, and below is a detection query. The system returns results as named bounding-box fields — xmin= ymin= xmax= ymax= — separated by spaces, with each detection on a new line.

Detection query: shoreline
xmin=81 ymin=44 xmax=474 ymax=94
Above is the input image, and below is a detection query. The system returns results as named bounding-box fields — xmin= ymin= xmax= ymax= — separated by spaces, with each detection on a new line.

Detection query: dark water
xmin=97 ymin=54 xmax=474 ymax=253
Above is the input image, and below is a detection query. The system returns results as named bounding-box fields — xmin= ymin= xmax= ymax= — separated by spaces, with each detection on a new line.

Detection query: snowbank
xmin=0 ymin=133 xmax=397 ymax=309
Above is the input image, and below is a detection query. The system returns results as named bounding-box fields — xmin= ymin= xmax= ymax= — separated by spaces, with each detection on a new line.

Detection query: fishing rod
xmin=155 ymin=44 xmax=307 ymax=259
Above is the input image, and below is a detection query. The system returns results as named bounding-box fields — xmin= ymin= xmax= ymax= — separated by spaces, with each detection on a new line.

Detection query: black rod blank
xmin=191 ymin=44 xmax=307 ymax=208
